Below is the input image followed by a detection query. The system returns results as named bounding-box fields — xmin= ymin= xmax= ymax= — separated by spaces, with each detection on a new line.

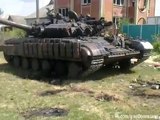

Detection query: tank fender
xmin=131 ymin=40 xmax=153 ymax=51
xmin=81 ymin=43 xmax=107 ymax=57
xmin=131 ymin=40 xmax=153 ymax=58
xmin=81 ymin=47 xmax=91 ymax=62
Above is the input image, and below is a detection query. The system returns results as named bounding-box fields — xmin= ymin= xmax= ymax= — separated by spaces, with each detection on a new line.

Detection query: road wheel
xmin=54 ymin=61 xmax=67 ymax=77
xmin=13 ymin=56 xmax=21 ymax=67
xmin=68 ymin=62 xmax=82 ymax=78
xmin=119 ymin=59 xmax=131 ymax=70
xmin=41 ymin=60 xmax=51 ymax=71
xmin=31 ymin=59 xmax=40 ymax=71
xmin=22 ymin=58 xmax=30 ymax=69
xmin=3 ymin=53 xmax=13 ymax=64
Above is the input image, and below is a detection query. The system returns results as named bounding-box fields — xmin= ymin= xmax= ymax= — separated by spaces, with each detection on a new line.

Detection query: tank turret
xmin=0 ymin=11 xmax=113 ymax=38
xmin=0 ymin=16 xmax=90 ymax=38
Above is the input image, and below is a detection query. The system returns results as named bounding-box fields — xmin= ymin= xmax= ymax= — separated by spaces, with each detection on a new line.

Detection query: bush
xmin=0 ymin=28 xmax=26 ymax=44
xmin=153 ymin=41 xmax=160 ymax=53
xmin=118 ymin=18 xmax=130 ymax=33
xmin=152 ymin=34 xmax=160 ymax=53
xmin=8 ymin=28 xmax=26 ymax=38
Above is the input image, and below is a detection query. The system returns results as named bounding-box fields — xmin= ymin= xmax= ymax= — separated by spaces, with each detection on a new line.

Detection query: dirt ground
xmin=0 ymin=52 xmax=160 ymax=120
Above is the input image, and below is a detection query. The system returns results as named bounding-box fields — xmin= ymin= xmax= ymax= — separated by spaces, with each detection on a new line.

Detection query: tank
xmin=0 ymin=11 xmax=153 ymax=78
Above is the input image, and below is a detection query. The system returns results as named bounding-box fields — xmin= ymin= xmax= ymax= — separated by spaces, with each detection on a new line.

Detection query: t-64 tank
xmin=0 ymin=11 xmax=153 ymax=78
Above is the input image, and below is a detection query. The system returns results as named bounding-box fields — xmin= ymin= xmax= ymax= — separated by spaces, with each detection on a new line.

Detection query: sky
xmin=155 ymin=0 xmax=160 ymax=16
xmin=0 ymin=0 xmax=50 ymax=17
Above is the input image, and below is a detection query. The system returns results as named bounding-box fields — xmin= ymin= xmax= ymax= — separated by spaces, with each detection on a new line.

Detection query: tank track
xmin=81 ymin=63 xmax=103 ymax=77
xmin=81 ymin=57 xmax=104 ymax=77
xmin=3 ymin=53 xmax=104 ymax=78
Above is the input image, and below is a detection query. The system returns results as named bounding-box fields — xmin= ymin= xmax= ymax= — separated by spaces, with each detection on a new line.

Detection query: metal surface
xmin=0 ymin=18 xmax=32 ymax=31
xmin=0 ymin=10 xmax=153 ymax=78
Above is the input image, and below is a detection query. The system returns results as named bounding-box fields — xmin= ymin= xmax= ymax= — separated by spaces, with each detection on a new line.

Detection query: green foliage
xmin=153 ymin=41 xmax=160 ymax=53
xmin=153 ymin=56 xmax=160 ymax=62
xmin=0 ymin=28 xmax=26 ymax=43
xmin=152 ymin=34 xmax=160 ymax=53
xmin=7 ymin=28 xmax=26 ymax=38
xmin=118 ymin=18 xmax=130 ymax=33
xmin=4 ymin=28 xmax=26 ymax=38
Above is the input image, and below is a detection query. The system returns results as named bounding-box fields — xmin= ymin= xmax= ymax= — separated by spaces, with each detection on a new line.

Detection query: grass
xmin=0 ymin=52 xmax=160 ymax=120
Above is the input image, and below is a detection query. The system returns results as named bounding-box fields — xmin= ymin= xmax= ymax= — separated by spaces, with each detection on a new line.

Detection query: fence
xmin=122 ymin=25 xmax=160 ymax=43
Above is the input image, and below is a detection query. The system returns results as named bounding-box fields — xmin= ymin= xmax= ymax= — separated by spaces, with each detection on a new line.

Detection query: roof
xmin=48 ymin=0 xmax=55 ymax=6
xmin=8 ymin=15 xmax=26 ymax=24
xmin=25 ymin=4 xmax=54 ymax=19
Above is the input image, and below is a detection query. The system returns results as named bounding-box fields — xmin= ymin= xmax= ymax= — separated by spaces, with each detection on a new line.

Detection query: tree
xmin=118 ymin=18 xmax=130 ymax=33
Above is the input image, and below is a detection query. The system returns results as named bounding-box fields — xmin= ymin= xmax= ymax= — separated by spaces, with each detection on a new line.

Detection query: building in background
xmin=25 ymin=2 xmax=54 ymax=25
xmin=1 ymin=15 xmax=25 ymax=31
xmin=53 ymin=0 xmax=155 ymax=24
xmin=2 ymin=0 xmax=155 ymax=25
xmin=147 ymin=0 xmax=160 ymax=25
xmin=135 ymin=0 xmax=155 ymax=24
xmin=155 ymin=0 xmax=160 ymax=16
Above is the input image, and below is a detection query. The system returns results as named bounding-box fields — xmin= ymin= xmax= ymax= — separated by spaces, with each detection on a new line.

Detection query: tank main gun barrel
xmin=0 ymin=18 xmax=32 ymax=31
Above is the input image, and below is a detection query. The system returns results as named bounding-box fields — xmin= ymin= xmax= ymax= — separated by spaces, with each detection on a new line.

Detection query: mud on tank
xmin=0 ymin=11 xmax=153 ymax=78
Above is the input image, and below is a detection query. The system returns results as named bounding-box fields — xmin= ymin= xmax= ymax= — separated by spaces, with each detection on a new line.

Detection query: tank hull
xmin=0 ymin=37 xmax=152 ymax=78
